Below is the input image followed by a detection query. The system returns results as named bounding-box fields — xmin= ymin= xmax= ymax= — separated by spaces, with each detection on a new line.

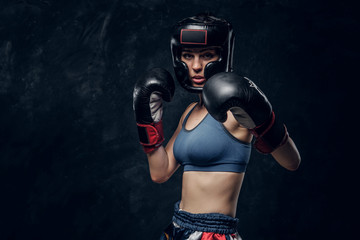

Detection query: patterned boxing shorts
xmin=159 ymin=201 xmax=242 ymax=240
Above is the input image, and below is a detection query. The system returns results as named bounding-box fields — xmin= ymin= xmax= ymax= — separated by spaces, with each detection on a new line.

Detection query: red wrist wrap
xmin=250 ymin=111 xmax=289 ymax=154
xmin=136 ymin=120 xmax=164 ymax=153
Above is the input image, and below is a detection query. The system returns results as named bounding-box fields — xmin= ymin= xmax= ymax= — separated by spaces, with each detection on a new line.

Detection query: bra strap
xmin=182 ymin=103 xmax=198 ymax=127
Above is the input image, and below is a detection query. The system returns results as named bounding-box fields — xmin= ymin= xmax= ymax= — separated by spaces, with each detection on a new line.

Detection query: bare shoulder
xmin=223 ymin=111 xmax=252 ymax=143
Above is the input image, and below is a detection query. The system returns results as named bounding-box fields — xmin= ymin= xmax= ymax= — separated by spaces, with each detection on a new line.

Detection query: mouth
xmin=192 ymin=76 xmax=206 ymax=85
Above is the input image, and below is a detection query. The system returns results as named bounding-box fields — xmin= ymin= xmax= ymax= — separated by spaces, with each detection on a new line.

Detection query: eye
xmin=202 ymin=52 xmax=217 ymax=60
xmin=181 ymin=53 xmax=193 ymax=60
xmin=203 ymin=53 xmax=213 ymax=59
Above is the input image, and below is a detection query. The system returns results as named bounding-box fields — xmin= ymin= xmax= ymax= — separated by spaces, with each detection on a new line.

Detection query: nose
xmin=191 ymin=56 xmax=202 ymax=73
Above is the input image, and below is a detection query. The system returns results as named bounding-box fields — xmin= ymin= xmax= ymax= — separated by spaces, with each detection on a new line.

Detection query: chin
xmin=192 ymin=81 xmax=206 ymax=88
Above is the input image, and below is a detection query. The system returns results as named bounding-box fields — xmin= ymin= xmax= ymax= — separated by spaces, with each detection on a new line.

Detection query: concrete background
xmin=0 ymin=0 xmax=357 ymax=239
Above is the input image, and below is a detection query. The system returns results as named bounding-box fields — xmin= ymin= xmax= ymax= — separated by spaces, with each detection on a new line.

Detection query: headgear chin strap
xmin=171 ymin=13 xmax=235 ymax=93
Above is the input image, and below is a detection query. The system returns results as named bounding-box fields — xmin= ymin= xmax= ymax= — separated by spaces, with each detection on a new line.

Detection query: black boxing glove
xmin=133 ymin=68 xmax=175 ymax=153
xmin=203 ymin=72 xmax=288 ymax=154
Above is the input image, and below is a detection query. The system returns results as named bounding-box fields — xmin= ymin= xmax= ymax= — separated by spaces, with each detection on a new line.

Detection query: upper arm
xmin=225 ymin=111 xmax=301 ymax=171
xmin=271 ymin=137 xmax=301 ymax=171
xmin=148 ymin=102 xmax=197 ymax=183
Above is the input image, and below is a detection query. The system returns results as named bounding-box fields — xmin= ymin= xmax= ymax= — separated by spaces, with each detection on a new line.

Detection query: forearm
xmin=271 ymin=137 xmax=301 ymax=171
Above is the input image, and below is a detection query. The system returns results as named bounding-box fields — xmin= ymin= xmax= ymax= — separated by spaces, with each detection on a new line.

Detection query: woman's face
xmin=181 ymin=47 xmax=220 ymax=87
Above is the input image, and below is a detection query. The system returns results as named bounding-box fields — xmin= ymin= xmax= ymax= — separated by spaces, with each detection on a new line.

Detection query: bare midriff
xmin=180 ymin=171 xmax=245 ymax=217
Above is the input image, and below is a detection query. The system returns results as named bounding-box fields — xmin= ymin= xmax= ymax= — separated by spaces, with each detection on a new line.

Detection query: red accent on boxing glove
xmin=250 ymin=111 xmax=289 ymax=154
xmin=136 ymin=120 xmax=164 ymax=153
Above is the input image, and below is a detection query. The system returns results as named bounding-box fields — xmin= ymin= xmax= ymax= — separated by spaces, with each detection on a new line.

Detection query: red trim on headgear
xmin=180 ymin=29 xmax=207 ymax=45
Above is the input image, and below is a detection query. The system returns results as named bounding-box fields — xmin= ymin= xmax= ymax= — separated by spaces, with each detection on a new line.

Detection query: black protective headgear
xmin=170 ymin=13 xmax=235 ymax=93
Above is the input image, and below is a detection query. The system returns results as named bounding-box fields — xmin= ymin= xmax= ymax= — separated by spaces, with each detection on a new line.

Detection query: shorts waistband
xmin=172 ymin=201 xmax=239 ymax=234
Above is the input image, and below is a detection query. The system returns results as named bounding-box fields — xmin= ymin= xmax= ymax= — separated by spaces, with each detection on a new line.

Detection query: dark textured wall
xmin=0 ymin=0 xmax=356 ymax=239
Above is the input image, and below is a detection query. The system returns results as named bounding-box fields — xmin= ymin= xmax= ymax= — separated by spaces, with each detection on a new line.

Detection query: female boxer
xmin=133 ymin=13 xmax=301 ymax=240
